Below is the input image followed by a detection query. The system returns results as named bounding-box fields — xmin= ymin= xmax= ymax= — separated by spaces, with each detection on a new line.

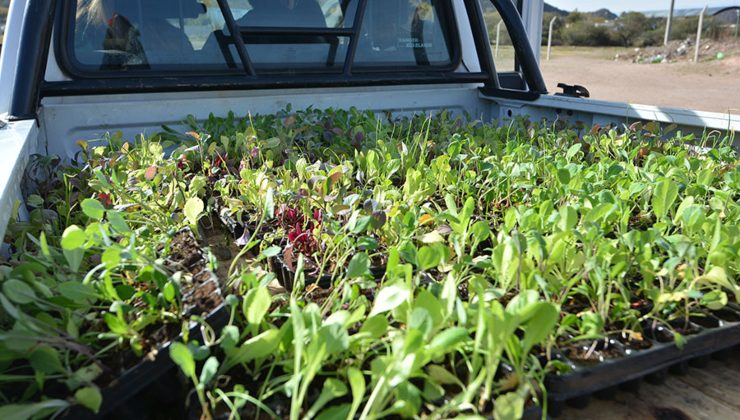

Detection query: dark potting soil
xmin=562 ymin=339 xmax=625 ymax=365
xmin=613 ymin=331 xmax=654 ymax=351
xmin=168 ymin=230 xmax=204 ymax=271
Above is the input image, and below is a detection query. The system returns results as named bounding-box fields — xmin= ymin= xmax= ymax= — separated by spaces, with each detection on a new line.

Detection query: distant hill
xmin=544 ymin=3 xmax=569 ymax=16
xmin=588 ymin=8 xmax=618 ymax=20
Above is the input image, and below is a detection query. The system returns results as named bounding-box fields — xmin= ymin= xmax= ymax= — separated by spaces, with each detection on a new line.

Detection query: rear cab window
xmin=63 ymin=0 xmax=459 ymax=76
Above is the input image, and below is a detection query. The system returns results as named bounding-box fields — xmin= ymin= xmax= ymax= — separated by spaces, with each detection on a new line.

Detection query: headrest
xmin=114 ymin=0 xmax=206 ymax=20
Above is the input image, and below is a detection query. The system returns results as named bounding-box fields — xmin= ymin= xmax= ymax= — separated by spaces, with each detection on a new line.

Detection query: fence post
xmin=664 ymin=0 xmax=676 ymax=45
xmin=694 ymin=5 xmax=708 ymax=62
xmin=495 ymin=20 xmax=503 ymax=58
xmin=546 ymin=16 xmax=557 ymax=61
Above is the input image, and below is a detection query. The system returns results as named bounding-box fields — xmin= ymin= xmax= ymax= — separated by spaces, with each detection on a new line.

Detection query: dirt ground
xmin=538 ymin=46 xmax=740 ymax=114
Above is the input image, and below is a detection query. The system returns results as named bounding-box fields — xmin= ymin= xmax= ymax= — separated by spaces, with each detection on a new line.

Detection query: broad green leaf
xmin=306 ymin=378 xmax=348 ymax=419
xmin=30 ymin=345 xmax=64 ymax=374
xmin=566 ymin=143 xmax=582 ymax=160
xmin=61 ymin=225 xmax=87 ymax=250
xmin=220 ymin=325 xmax=240 ymax=349
xmin=347 ymin=367 xmax=365 ymax=420
xmin=199 ymin=356 xmax=219 ymax=386
xmin=318 ymin=323 xmax=350 ymax=355
xmin=39 ymin=232 xmax=51 ymax=260
xmin=183 ymin=197 xmax=204 ymax=225
xmin=351 ymin=215 xmax=373 ymax=234
xmin=504 ymin=208 xmax=518 ymax=232
xmin=101 ymin=247 xmax=122 ymax=268
xmin=3 ymin=279 xmax=37 ymax=304
xmin=409 ymin=307 xmax=433 ymax=337
xmin=346 ymin=253 xmax=370 ymax=279
xmin=521 ymin=302 xmax=559 ymax=354
xmin=470 ymin=221 xmax=491 ymax=244
xmin=557 ymin=168 xmax=571 ymax=185
xmin=417 ymin=245 xmax=442 ymax=271
xmin=427 ymin=364 xmax=462 ymax=386
xmin=494 ymin=391 xmax=525 ymax=420
xmin=170 ymin=342 xmax=196 ymax=378
xmin=315 ymin=404 xmax=351 ymax=420
xmin=652 ymin=179 xmax=679 ymax=220
xmin=58 ymin=282 xmax=96 ymax=301
xmin=359 ymin=315 xmax=388 ymax=339
xmin=415 ymin=289 xmax=444 ymax=329
xmin=226 ymin=329 xmax=281 ymax=367
xmin=369 ymin=284 xmax=410 ymax=316
xmin=696 ymin=267 xmax=740 ymax=301
xmin=259 ymin=246 xmax=281 ymax=259
xmin=163 ymin=282 xmax=177 ymax=303
xmin=701 ymin=290 xmax=728 ymax=311
xmin=103 ymin=313 xmax=129 ymax=335
xmin=75 ymin=387 xmax=102 ymax=413
xmin=558 ymin=206 xmax=578 ymax=231
xmin=585 ymin=203 xmax=616 ymax=224
xmin=63 ymin=247 xmax=85 ymax=273
xmin=427 ymin=327 xmax=469 ymax=357
xmin=81 ymin=199 xmax=106 ymax=220
xmin=243 ymin=287 xmax=271 ymax=325
xmin=107 ymin=211 xmax=131 ymax=234
xmin=673 ymin=196 xmax=695 ymax=224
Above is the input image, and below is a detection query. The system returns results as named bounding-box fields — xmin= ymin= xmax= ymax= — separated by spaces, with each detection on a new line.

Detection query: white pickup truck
xmin=1 ymin=0 xmax=738 ymax=245
xmin=1 ymin=1 xmax=739 ymax=418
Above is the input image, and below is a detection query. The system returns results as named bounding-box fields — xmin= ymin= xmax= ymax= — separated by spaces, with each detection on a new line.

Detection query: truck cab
xmin=1 ymin=0 xmax=738 ymax=242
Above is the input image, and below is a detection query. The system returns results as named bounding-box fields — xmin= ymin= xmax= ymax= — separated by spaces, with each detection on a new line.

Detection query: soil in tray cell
xmin=169 ymin=230 xmax=206 ymax=272
xmin=561 ymin=338 xmax=626 ymax=365
xmin=201 ymin=217 xmax=256 ymax=280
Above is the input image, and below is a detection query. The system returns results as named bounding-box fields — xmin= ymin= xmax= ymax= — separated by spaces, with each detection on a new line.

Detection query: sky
xmin=548 ymin=0 xmax=738 ymax=13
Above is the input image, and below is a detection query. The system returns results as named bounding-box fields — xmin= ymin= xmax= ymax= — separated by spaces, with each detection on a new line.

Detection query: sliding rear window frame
xmin=54 ymin=0 xmax=463 ymax=80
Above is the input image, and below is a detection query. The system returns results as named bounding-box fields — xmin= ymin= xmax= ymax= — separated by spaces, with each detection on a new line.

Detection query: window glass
xmin=353 ymin=0 xmax=453 ymax=67
xmin=480 ymin=1 xmax=516 ymax=72
xmin=68 ymin=0 xmax=454 ymax=74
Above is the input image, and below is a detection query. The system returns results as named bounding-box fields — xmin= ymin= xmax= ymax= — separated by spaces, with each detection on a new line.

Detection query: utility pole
xmin=546 ymin=16 xmax=557 ymax=61
xmin=735 ymin=9 xmax=739 ymax=38
xmin=495 ymin=20 xmax=503 ymax=58
xmin=664 ymin=0 xmax=676 ymax=45
xmin=694 ymin=5 xmax=708 ymax=62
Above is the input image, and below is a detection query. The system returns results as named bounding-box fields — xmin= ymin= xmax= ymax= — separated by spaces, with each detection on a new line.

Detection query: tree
xmin=614 ymin=12 xmax=650 ymax=47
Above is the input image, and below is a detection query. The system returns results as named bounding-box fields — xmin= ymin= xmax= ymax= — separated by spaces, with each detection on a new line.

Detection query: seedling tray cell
xmin=68 ymin=304 xmax=229 ymax=419
xmin=546 ymin=310 xmax=740 ymax=413
xmin=65 ymin=228 xmax=229 ymax=419
xmin=270 ymin=255 xmax=386 ymax=291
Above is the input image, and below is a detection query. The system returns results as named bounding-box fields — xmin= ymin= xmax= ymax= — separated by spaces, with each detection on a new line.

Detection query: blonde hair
xmin=76 ymin=0 xmax=112 ymax=26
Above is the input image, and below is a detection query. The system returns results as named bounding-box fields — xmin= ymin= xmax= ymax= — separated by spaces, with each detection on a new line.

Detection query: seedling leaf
xmin=81 ymin=199 xmax=106 ymax=220
xmin=75 ymin=387 xmax=102 ymax=414
xmin=170 ymin=342 xmax=196 ymax=378
xmin=183 ymin=197 xmax=204 ymax=226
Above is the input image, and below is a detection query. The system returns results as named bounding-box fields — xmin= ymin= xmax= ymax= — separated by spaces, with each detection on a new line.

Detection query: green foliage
xmin=2 ymin=106 xmax=738 ymax=419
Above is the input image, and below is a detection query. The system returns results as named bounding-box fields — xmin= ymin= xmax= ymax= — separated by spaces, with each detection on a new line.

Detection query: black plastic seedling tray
xmin=270 ymin=255 xmax=386 ymax=291
xmin=65 ymin=229 xmax=229 ymax=419
xmin=69 ymin=305 xmax=229 ymax=420
xmin=546 ymin=307 xmax=740 ymax=416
